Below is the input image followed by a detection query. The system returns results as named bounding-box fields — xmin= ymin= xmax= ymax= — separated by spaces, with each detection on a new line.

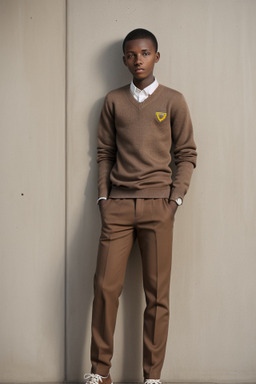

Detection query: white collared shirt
xmin=130 ymin=78 xmax=159 ymax=102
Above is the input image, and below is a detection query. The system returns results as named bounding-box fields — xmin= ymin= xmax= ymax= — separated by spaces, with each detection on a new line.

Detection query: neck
xmin=133 ymin=76 xmax=155 ymax=90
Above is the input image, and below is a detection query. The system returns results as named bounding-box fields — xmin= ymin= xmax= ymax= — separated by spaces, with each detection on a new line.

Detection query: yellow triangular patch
xmin=156 ymin=112 xmax=167 ymax=122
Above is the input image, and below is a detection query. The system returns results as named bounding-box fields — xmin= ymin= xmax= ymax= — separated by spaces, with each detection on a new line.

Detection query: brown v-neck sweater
xmin=97 ymin=84 xmax=197 ymax=200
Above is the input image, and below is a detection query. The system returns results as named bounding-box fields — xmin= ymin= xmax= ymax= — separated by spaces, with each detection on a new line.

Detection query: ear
xmin=155 ymin=51 xmax=160 ymax=63
xmin=123 ymin=56 xmax=127 ymax=66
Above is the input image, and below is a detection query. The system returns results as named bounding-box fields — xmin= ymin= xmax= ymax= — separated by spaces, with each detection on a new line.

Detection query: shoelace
xmin=84 ymin=374 xmax=105 ymax=384
xmin=144 ymin=380 xmax=161 ymax=384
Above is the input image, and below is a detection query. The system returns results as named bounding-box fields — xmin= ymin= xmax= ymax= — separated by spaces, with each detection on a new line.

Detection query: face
xmin=123 ymin=38 xmax=160 ymax=89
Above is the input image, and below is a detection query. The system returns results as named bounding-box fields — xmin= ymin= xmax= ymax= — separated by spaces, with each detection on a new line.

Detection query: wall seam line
xmin=64 ymin=0 xmax=68 ymax=382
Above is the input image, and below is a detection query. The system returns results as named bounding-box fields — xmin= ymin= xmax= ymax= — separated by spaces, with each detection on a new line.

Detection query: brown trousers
xmin=90 ymin=198 xmax=174 ymax=379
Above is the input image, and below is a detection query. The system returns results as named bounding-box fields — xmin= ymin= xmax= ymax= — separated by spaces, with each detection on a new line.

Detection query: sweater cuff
xmin=169 ymin=189 xmax=185 ymax=201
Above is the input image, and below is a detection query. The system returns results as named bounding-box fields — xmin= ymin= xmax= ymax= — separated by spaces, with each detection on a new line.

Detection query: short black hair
xmin=122 ymin=28 xmax=158 ymax=53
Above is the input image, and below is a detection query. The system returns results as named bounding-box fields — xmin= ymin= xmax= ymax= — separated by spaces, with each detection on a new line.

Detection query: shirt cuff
xmin=97 ymin=197 xmax=107 ymax=205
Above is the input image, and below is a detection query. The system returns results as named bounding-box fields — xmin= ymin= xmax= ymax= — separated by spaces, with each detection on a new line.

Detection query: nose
xmin=134 ymin=53 xmax=143 ymax=66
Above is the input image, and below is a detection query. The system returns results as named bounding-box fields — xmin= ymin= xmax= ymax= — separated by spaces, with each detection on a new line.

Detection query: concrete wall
xmin=1 ymin=0 xmax=256 ymax=382
xmin=0 ymin=0 xmax=66 ymax=382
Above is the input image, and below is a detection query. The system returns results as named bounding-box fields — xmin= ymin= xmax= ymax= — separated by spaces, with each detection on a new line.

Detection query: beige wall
xmin=0 ymin=0 xmax=66 ymax=382
xmin=1 ymin=0 xmax=256 ymax=382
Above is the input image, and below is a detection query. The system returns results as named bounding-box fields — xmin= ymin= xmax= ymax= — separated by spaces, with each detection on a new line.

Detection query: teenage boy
xmin=84 ymin=28 xmax=197 ymax=384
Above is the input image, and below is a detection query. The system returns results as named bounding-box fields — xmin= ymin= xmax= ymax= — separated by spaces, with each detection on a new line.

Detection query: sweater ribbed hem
xmin=109 ymin=186 xmax=171 ymax=199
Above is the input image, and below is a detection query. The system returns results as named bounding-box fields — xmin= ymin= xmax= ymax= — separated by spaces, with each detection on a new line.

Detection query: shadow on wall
xmin=67 ymin=40 xmax=144 ymax=382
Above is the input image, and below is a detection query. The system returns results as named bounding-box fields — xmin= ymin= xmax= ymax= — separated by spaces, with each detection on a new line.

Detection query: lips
xmin=135 ymin=68 xmax=144 ymax=73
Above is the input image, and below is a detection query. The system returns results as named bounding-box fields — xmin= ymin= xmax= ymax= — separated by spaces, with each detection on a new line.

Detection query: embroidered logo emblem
xmin=156 ymin=112 xmax=167 ymax=122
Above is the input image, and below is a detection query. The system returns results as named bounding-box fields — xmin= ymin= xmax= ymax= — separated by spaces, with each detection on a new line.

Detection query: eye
xmin=127 ymin=54 xmax=134 ymax=59
xmin=143 ymin=52 xmax=150 ymax=56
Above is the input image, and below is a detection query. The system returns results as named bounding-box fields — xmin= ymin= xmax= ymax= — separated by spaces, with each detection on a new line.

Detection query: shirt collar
xmin=130 ymin=78 xmax=159 ymax=101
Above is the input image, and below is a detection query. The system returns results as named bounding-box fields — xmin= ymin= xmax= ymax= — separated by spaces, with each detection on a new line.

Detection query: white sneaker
xmin=144 ymin=380 xmax=161 ymax=384
xmin=84 ymin=373 xmax=113 ymax=384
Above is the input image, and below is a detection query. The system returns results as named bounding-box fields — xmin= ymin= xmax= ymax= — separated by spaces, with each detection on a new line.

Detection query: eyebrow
xmin=125 ymin=49 xmax=151 ymax=53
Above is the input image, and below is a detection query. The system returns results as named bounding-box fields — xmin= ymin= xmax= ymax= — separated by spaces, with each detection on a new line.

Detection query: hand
xmin=168 ymin=200 xmax=178 ymax=217
xmin=98 ymin=198 xmax=108 ymax=214
xmin=99 ymin=199 xmax=107 ymax=206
